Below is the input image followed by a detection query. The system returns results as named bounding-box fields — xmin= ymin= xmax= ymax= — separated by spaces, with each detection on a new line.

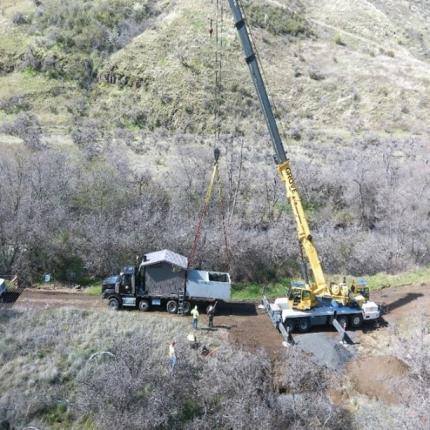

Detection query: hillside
xmin=0 ymin=0 xmax=430 ymax=282
xmin=1 ymin=0 xmax=430 ymax=138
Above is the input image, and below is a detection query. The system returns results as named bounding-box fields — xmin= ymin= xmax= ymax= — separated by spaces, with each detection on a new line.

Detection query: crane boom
xmin=227 ymin=0 xmax=328 ymax=298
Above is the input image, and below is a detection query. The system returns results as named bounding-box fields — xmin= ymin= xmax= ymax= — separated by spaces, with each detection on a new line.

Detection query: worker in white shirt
xmin=168 ymin=341 xmax=176 ymax=371
xmin=191 ymin=305 xmax=199 ymax=330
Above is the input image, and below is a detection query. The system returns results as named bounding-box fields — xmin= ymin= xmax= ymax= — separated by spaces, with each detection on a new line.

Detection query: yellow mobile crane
xmin=227 ymin=0 xmax=380 ymax=330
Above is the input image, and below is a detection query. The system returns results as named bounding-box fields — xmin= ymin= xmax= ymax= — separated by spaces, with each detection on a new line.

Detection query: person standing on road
xmin=207 ymin=301 xmax=217 ymax=328
xmin=191 ymin=305 xmax=199 ymax=330
xmin=169 ymin=341 xmax=176 ymax=371
xmin=286 ymin=325 xmax=295 ymax=345
xmin=341 ymin=320 xmax=348 ymax=345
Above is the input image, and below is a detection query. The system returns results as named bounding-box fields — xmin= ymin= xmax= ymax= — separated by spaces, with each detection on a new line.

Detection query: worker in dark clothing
xmin=286 ymin=325 xmax=295 ymax=345
xmin=341 ymin=320 xmax=348 ymax=344
xmin=207 ymin=301 xmax=217 ymax=328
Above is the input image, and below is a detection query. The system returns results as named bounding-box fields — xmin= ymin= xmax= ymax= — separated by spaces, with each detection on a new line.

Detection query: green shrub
xmin=245 ymin=1 xmax=310 ymax=36
xmin=32 ymin=0 xmax=157 ymax=54
xmin=334 ymin=33 xmax=346 ymax=46
xmin=20 ymin=0 xmax=161 ymax=84
xmin=44 ymin=403 xmax=72 ymax=428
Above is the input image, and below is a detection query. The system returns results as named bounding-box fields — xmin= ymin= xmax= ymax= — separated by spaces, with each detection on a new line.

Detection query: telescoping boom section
xmin=227 ymin=0 xmax=329 ymax=305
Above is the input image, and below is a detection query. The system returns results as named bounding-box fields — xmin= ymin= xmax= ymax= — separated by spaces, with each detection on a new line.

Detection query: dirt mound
xmin=347 ymin=355 xmax=409 ymax=404
xmin=216 ymin=310 xmax=283 ymax=357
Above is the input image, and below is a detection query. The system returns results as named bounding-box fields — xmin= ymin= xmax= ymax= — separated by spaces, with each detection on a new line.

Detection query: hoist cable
xmin=214 ymin=0 xmax=231 ymax=270
xmin=187 ymin=154 xmax=220 ymax=269
xmin=187 ymin=1 xmax=230 ymax=271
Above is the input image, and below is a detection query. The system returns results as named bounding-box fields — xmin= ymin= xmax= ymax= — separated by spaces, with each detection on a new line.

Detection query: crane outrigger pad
xmin=262 ymin=296 xmax=292 ymax=345
xmin=332 ymin=318 xmax=354 ymax=345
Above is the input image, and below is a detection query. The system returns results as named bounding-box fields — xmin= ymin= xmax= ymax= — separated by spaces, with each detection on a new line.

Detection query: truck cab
xmin=102 ymin=266 xmax=144 ymax=310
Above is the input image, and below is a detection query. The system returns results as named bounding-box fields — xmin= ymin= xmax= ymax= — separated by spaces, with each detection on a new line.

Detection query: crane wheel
xmin=337 ymin=316 xmax=348 ymax=329
xmin=108 ymin=297 xmax=120 ymax=311
xmin=284 ymin=320 xmax=294 ymax=333
xmin=166 ymin=300 xmax=178 ymax=314
xmin=350 ymin=314 xmax=363 ymax=329
xmin=298 ymin=318 xmax=310 ymax=333
xmin=138 ymin=299 xmax=150 ymax=312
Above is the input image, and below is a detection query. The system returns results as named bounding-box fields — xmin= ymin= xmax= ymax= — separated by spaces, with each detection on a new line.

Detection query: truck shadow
xmin=199 ymin=324 xmax=236 ymax=331
xmin=1 ymin=291 xmax=21 ymax=303
xmin=214 ymin=302 xmax=257 ymax=316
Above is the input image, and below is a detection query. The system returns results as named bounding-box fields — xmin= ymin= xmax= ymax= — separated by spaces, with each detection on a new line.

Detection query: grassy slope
xmin=1 ymin=0 xmax=429 ymax=169
xmin=91 ymin=0 xmax=430 ymax=141
xmin=1 ymin=0 xmax=430 ymax=281
xmin=1 ymin=0 xmax=429 ymax=141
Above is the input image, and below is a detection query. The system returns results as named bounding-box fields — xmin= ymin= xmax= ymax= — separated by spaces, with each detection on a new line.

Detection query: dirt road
xmin=9 ymin=284 xmax=430 ymax=354
xmin=11 ymin=288 xmax=104 ymax=310
xmin=9 ymin=288 xmax=284 ymax=354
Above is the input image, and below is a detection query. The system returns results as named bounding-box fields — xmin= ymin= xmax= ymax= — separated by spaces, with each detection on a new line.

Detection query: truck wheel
xmin=108 ymin=297 xmax=120 ymax=311
xmin=298 ymin=318 xmax=310 ymax=333
xmin=284 ymin=320 xmax=294 ymax=333
xmin=337 ymin=316 xmax=348 ymax=329
xmin=350 ymin=314 xmax=363 ymax=329
xmin=166 ymin=300 xmax=178 ymax=314
xmin=182 ymin=301 xmax=191 ymax=314
xmin=138 ymin=299 xmax=149 ymax=312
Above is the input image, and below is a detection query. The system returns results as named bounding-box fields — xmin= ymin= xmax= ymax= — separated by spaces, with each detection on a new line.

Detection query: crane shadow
xmin=383 ymin=292 xmax=424 ymax=313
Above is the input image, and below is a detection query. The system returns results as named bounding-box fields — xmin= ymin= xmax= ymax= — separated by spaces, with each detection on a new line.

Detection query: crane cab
xmin=288 ymin=284 xmax=315 ymax=311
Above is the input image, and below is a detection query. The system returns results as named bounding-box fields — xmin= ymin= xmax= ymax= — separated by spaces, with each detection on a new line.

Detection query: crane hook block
xmin=214 ymin=147 xmax=220 ymax=163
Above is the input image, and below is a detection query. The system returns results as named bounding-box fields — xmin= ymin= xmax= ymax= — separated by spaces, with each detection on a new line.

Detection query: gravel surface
xmin=295 ymin=332 xmax=356 ymax=370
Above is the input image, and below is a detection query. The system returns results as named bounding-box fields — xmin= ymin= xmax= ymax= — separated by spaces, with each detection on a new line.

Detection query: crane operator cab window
xmin=289 ymin=287 xmax=312 ymax=309
xmin=358 ymin=286 xmax=370 ymax=299
xmin=290 ymin=288 xmax=302 ymax=306
xmin=301 ymin=289 xmax=312 ymax=309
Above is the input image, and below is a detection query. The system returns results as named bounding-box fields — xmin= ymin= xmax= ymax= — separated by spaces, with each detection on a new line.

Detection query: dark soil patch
xmin=347 ymin=355 xmax=408 ymax=404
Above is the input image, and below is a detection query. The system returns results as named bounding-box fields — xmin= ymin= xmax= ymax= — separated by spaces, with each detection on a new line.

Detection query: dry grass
xmin=0 ymin=307 xmax=351 ymax=429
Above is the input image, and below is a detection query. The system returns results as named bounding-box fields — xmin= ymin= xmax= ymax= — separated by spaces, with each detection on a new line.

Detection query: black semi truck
xmin=102 ymin=249 xmax=231 ymax=314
